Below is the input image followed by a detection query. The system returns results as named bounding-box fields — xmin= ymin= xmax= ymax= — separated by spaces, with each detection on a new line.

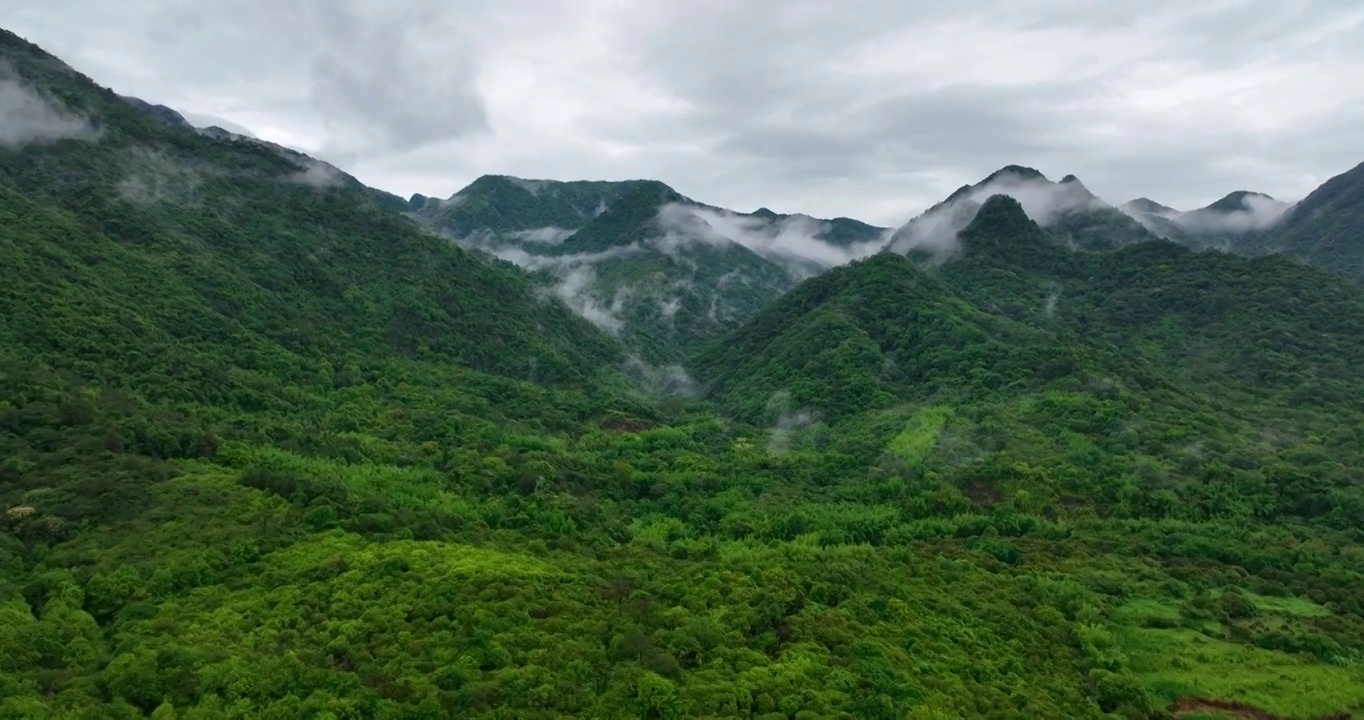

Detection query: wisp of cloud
xmin=654 ymin=203 xmax=890 ymax=276
xmin=0 ymin=72 xmax=94 ymax=148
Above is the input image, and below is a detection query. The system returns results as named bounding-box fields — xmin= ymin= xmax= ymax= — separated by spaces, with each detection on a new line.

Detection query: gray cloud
xmin=4 ymin=1 xmax=1362 ymax=223
xmin=301 ymin=1 xmax=488 ymax=158
xmin=6 ymin=0 xmax=488 ymax=159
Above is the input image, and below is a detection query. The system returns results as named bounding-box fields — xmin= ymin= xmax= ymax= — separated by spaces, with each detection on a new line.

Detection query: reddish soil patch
xmin=1171 ymin=697 xmax=1352 ymax=720
xmin=964 ymin=480 xmax=1003 ymax=505
xmin=601 ymin=416 xmax=655 ymax=433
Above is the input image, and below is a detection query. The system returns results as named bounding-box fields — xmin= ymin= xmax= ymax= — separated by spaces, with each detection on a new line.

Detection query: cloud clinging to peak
xmin=5 ymin=0 xmax=1362 ymax=224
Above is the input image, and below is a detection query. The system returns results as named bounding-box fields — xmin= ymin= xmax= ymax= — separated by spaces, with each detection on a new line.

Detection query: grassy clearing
xmin=1117 ymin=624 xmax=1364 ymax=719
xmin=1111 ymin=598 xmax=1183 ymax=626
xmin=1246 ymin=593 xmax=1332 ymax=618
xmin=888 ymin=405 xmax=950 ymax=463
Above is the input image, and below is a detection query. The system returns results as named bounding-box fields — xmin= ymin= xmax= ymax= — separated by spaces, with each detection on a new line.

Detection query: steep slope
xmin=691 ymin=243 xmax=1088 ymax=423
xmin=0 ymin=24 xmax=641 ymax=537
xmin=0 ymin=37 xmax=622 ymax=392
xmin=1264 ymin=161 xmax=1364 ymax=282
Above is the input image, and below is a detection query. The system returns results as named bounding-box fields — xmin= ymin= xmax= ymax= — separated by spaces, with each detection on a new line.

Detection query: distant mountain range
xmin=108 ymin=81 xmax=1364 ymax=353
xmin=388 ymin=160 xmax=1362 ymax=360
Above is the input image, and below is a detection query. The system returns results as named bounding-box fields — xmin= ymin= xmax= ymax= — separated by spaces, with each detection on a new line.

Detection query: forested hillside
xmin=4 ymin=27 xmax=1364 ymax=720
xmin=1265 ymin=161 xmax=1364 ymax=283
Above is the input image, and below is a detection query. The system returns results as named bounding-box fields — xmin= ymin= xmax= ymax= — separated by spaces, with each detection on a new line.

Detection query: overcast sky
xmin=4 ymin=0 xmax=1362 ymax=225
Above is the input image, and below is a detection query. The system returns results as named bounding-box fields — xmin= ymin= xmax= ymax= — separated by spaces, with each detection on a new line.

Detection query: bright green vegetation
xmin=886 ymin=406 xmax=950 ymax=464
xmin=3 ymin=27 xmax=1364 ymax=720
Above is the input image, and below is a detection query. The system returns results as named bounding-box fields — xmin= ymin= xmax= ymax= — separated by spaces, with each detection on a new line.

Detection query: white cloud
xmin=0 ymin=73 xmax=94 ymax=148
xmin=547 ymin=264 xmax=629 ymax=335
xmin=511 ymin=226 xmax=576 ymax=244
xmin=1118 ymin=191 xmax=1295 ymax=235
xmin=655 ymin=203 xmax=888 ymax=275
xmin=1176 ymin=194 xmax=1294 ymax=233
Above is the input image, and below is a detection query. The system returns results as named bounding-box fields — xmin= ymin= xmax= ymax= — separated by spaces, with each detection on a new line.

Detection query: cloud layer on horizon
xmin=5 ymin=1 xmax=1362 ymax=224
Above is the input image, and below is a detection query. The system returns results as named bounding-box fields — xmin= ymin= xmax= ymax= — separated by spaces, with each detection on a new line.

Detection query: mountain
xmin=1118 ymin=188 xmax=1294 ymax=253
xmin=118 ymin=95 xmax=191 ymax=128
xmin=1121 ymin=197 xmax=1177 ymax=215
xmin=691 ymin=243 xmax=1085 ymax=423
xmin=888 ymin=165 xmax=1157 ymax=258
xmin=415 ymin=174 xmax=659 ymax=244
xmin=1262 ymin=161 xmax=1364 ymax=282
xmin=0 ymin=25 xmax=637 ymax=505
xmin=700 ymin=192 xmax=1364 ymax=522
xmin=695 ymin=197 xmax=1123 ymax=423
xmin=1169 ymin=191 xmax=1293 ymax=249
xmin=1118 ymin=197 xmax=1190 ymax=241
xmin=420 ymin=174 xmax=889 ymax=363
xmin=1118 ymin=165 xmax=1362 ymax=284
xmin=1204 ymin=190 xmax=1277 ymax=213
xmin=6 ymin=27 xmax=1364 ymax=720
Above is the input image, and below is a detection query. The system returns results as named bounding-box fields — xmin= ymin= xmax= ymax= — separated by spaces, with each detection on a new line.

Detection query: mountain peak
xmin=1204 ymin=190 xmax=1276 ymax=213
xmin=456 ymin=174 xmax=561 ymax=197
xmin=962 ymin=194 xmax=1042 ymax=240
xmin=118 ymin=96 xmax=191 ymax=128
xmin=953 ymin=194 xmax=1057 ymax=260
xmin=1123 ymin=197 xmax=1177 ymax=215
xmin=981 ymin=165 xmax=1049 ymax=185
